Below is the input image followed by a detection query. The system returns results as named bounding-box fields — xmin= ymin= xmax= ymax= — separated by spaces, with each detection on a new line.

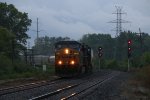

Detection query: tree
xmin=33 ymin=36 xmax=70 ymax=55
xmin=0 ymin=2 xmax=32 ymax=44
xmin=0 ymin=2 xmax=32 ymax=61
xmin=80 ymin=33 xmax=114 ymax=59
xmin=0 ymin=27 xmax=13 ymax=56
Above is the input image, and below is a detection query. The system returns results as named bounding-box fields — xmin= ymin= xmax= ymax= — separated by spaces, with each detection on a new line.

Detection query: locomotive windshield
xmin=55 ymin=41 xmax=81 ymax=50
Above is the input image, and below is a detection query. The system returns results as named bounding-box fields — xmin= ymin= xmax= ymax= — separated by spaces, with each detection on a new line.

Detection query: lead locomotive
xmin=55 ymin=41 xmax=93 ymax=77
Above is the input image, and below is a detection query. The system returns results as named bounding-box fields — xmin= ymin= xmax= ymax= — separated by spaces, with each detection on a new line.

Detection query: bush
xmin=0 ymin=54 xmax=13 ymax=74
xmin=132 ymin=52 xmax=150 ymax=68
xmin=13 ymin=61 xmax=33 ymax=73
xmin=0 ymin=53 xmax=55 ymax=80
xmin=136 ymin=65 xmax=150 ymax=88
xmin=106 ymin=59 xmax=119 ymax=69
xmin=142 ymin=52 xmax=150 ymax=66
xmin=118 ymin=61 xmax=128 ymax=71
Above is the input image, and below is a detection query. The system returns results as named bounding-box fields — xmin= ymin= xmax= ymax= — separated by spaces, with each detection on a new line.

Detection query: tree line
xmin=0 ymin=2 xmax=31 ymax=62
xmin=34 ymin=31 xmax=150 ymax=70
xmin=0 ymin=2 xmax=32 ymax=78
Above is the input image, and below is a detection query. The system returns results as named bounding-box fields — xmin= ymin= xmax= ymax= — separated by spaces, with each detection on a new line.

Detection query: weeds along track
xmin=29 ymin=71 xmax=119 ymax=100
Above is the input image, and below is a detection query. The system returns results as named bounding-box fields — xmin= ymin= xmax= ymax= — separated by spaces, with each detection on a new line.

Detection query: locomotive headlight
xmin=58 ymin=60 xmax=62 ymax=65
xmin=70 ymin=60 xmax=75 ymax=65
xmin=65 ymin=49 xmax=69 ymax=54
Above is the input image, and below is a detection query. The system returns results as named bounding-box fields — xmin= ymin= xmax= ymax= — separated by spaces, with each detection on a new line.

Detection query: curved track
xmin=29 ymin=71 xmax=119 ymax=100
xmin=0 ymin=78 xmax=62 ymax=96
xmin=0 ymin=70 xmax=120 ymax=100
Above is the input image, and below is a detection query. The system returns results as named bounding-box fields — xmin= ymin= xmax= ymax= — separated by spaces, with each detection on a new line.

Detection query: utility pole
xmin=32 ymin=18 xmax=41 ymax=39
xmin=127 ymin=39 xmax=132 ymax=71
xmin=37 ymin=18 xmax=39 ymax=39
xmin=139 ymin=28 xmax=143 ymax=54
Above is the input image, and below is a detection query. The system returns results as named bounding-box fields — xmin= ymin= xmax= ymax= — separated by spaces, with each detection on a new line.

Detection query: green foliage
xmin=106 ymin=59 xmax=119 ymax=69
xmin=0 ymin=61 xmax=55 ymax=80
xmin=33 ymin=36 xmax=70 ymax=55
xmin=131 ymin=56 xmax=143 ymax=68
xmin=118 ymin=61 xmax=128 ymax=71
xmin=0 ymin=3 xmax=33 ymax=80
xmin=0 ymin=2 xmax=32 ymax=62
xmin=0 ymin=2 xmax=31 ymax=44
xmin=136 ymin=65 xmax=150 ymax=88
xmin=0 ymin=27 xmax=13 ymax=56
xmin=141 ymin=52 xmax=150 ymax=66
xmin=0 ymin=54 xmax=13 ymax=76
xmin=80 ymin=31 xmax=150 ymax=70
xmin=13 ymin=61 xmax=33 ymax=73
xmin=92 ymin=58 xmax=106 ymax=71
xmin=80 ymin=33 xmax=114 ymax=59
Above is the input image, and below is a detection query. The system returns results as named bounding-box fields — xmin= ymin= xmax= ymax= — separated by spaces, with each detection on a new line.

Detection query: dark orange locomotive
xmin=55 ymin=41 xmax=93 ymax=77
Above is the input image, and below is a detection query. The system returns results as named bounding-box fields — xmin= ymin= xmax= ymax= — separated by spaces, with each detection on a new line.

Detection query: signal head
xmin=98 ymin=47 xmax=102 ymax=50
xmin=128 ymin=47 xmax=131 ymax=51
xmin=128 ymin=40 xmax=131 ymax=44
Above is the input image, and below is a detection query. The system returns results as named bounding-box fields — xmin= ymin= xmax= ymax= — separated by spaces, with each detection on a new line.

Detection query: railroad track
xmin=61 ymin=72 xmax=119 ymax=100
xmin=0 ymin=77 xmax=62 ymax=96
xmin=29 ymin=83 xmax=81 ymax=100
xmin=29 ymin=71 xmax=119 ymax=100
xmin=0 ymin=70 xmax=116 ymax=100
xmin=0 ymin=73 xmax=95 ymax=100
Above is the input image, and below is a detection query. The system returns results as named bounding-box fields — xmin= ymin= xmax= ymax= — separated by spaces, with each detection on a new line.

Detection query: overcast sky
xmin=1 ymin=0 xmax=150 ymax=46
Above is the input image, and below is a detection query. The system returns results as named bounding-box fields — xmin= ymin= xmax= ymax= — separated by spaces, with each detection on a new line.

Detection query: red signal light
xmin=128 ymin=40 xmax=131 ymax=44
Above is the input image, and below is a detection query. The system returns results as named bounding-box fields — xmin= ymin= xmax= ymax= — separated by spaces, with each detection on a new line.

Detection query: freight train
xmin=55 ymin=40 xmax=93 ymax=77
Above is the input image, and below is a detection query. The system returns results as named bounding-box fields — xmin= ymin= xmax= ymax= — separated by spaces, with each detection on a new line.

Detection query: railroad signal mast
xmin=128 ymin=39 xmax=132 ymax=58
xmin=98 ymin=47 xmax=103 ymax=58
xmin=127 ymin=39 xmax=132 ymax=71
xmin=98 ymin=46 xmax=103 ymax=71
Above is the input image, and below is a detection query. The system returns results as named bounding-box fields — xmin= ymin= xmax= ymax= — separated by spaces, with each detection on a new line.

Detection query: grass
xmin=121 ymin=65 xmax=150 ymax=98
xmin=135 ymin=65 xmax=150 ymax=89
xmin=0 ymin=65 xmax=55 ymax=80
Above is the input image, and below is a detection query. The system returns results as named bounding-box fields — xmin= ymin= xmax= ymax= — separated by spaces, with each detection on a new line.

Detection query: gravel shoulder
xmin=80 ymin=71 xmax=150 ymax=100
xmin=79 ymin=71 xmax=130 ymax=100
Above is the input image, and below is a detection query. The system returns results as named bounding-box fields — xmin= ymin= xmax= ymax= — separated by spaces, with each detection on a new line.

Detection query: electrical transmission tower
xmin=109 ymin=6 xmax=129 ymax=37
xmin=109 ymin=6 xmax=130 ymax=59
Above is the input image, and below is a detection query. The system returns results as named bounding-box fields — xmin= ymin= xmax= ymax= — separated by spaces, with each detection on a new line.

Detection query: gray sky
xmin=1 ymin=0 xmax=150 ymax=46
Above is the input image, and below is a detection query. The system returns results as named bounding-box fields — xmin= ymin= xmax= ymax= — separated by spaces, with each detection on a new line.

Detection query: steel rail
xmin=29 ymin=83 xmax=80 ymax=100
xmin=0 ymin=78 xmax=61 ymax=96
xmin=61 ymin=72 xmax=119 ymax=100
xmin=29 ymin=72 xmax=113 ymax=100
